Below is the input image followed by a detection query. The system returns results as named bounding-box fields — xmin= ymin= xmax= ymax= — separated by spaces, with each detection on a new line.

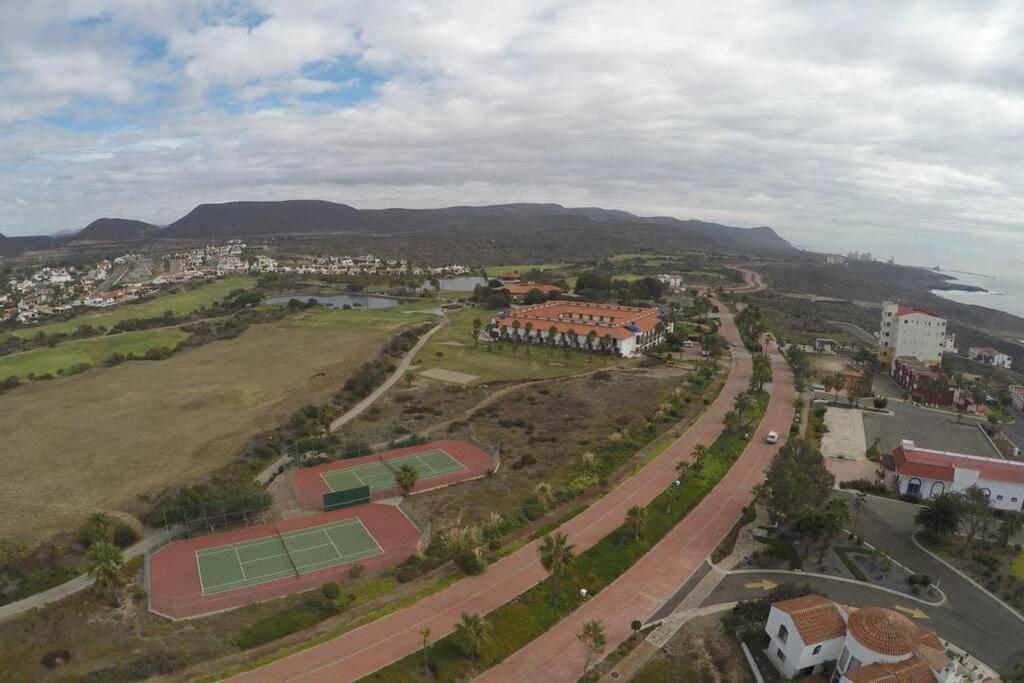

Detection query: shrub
xmin=40 ymin=649 xmax=72 ymax=670
xmin=454 ymin=550 xmax=485 ymax=575
xmin=322 ymin=582 xmax=342 ymax=600
xmin=233 ymin=602 xmax=334 ymax=649
xmin=348 ymin=563 xmax=365 ymax=579
xmin=841 ymin=479 xmax=886 ymax=495
xmin=112 ymin=523 xmax=139 ymax=548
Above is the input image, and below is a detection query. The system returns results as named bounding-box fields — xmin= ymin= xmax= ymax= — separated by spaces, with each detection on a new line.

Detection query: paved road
xmin=476 ymin=323 xmax=795 ymax=681
xmin=232 ymin=312 xmax=754 ymax=682
xmin=329 ymin=313 xmax=446 ymax=432
xmin=705 ymin=569 xmax=1022 ymax=672
xmin=827 ymin=493 xmax=1024 ymax=672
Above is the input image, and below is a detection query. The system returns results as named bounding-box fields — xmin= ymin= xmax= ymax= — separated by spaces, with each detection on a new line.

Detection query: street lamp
xmin=665 ymin=479 xmax=682 ymax=515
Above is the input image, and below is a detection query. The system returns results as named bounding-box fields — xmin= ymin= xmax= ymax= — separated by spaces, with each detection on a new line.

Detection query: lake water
xmin=418 ymin=276 xmax=488 ymax=292
xmin=263 ymin=293 xmax=399 ymax=309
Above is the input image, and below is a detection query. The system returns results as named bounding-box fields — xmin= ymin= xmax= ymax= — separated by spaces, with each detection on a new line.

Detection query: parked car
xmin=766 ymin=430 xmax=779 ymax=444
xmin=793 ymin=413 xmax=801 ymax=423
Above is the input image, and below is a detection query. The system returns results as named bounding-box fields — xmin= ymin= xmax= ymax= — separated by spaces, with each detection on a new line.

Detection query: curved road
xmin=477 ymin=332 xmax=794 ymax=681
xmin=232 ymin=311 xmax=759 ymax=682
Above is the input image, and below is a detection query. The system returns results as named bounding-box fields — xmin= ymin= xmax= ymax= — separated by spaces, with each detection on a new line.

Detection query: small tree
xmin=87 ymin=540 xmax=124 ymax=602
xmin=914 ymin=492 xmax=961 ymax=542
xmin=624 ymin=505 xmax=647 ymax=543
xmin=534 ymin=482 xmax=554 ymax=512
xmin=548 ymin=325 xmax=559 ymax=357
xmin=538 ymin=532 xmax=575 ymax=600
xmin=84 ymin=512 xmax=115 ymax=546
xmin=524 ymin=321 xmax=534 ymax=355
xmin=577 ymin=619 xmax=607 ymax=681
xmin=0 ymin=538 xmax=28 ymax=571
xmin=630 ymin=619 xmax=643 ymax=639
xmin=395 ymin=463 xmax=419 ymax=497
xmin=959 ymin=486 xmax=993 ymax=556
xmin=419 ymin=627 xmax=432 ymax=675
xmin=452 ymin=612 xmax=492 ymax=661
xmin=872 ymin=396 xmax=888 ymax=410
xmin=999 ymin=512 xmax=1024 ymax=547
xmin=472 ymin=318 xmax=482 ymax=347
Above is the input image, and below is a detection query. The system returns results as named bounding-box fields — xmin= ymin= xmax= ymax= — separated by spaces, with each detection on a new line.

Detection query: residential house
xmin=878 ymin=302 xmax=948 ymax=364
xmin=1010 ymin=385 xmax=1024 ymax=415
xmin=495 ymin=283 xmax=563 ymax=302
xmin=967 ymin=346 xmax=1012 ymax=369
xmin=889 ymin=357 xmax=959 ymax=407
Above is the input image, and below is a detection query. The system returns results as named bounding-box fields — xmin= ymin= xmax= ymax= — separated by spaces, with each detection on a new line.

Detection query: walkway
xmin=477 ymin=340 xmax=794 ymax=682
xmin=329 ymin=314 xmax=446 ymax=432
xmin=231 ymin=312 xmax=752 ymax=682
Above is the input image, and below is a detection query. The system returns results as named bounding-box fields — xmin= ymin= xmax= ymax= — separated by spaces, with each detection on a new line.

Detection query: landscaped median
xmin=362 ymin=393 xmax=770 ymax=682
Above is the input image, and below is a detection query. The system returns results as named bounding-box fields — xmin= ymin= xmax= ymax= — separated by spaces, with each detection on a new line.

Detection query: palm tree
xmin=624 ymin=505 xmax=647 ymax=542
xmin=548 ymin=325 xmax=559 ymax=357
xmin=418 ymin=627 xmax=432 ymax=674
xmin=85 ymin=512 xmax=115 ymax=545
xmin=999 ymin=512 xmax=1024 ymax=547
xmin=534 ymin=482 xmax=554 ymax=512
xmin=914 ymin=492 xmax=962 ymax=541
xmin=692 ymin=443 xmax=708 ymax=469
xmin=511 ymin=320 xmax=521 ymax=352
xmin=602 ymin=333 xmax=613 ymax=363
xmin=471 ymin=318 xmax=482 ymax=347
xmin=452 ymin=612 xmax=492 ymax=661
xmin=829 ymin=373 xmax=846 ymax=404
xmin=87 ymin=540 xmax=124 ymax=598
xmin=538 ymin=532 xmax=575 ymax=600
xmin=524 ymin=321 xmax=534 ymax=354
xmin=676 ymin=460 xmax=690 ymax=478
xmin=734 ymin=392 xmax=753 ymax=424
xmin=586 ymin=331 xmax=598 ymax=361
xmin=566 ymin=329 xmax=578 ymax=354
xmin=395 ymin=463 xmax=419 ymax=497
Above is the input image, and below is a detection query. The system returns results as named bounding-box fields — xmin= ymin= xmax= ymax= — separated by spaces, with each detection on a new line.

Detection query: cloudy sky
xmin=1 ymin=1 xmax=1022 ymax=266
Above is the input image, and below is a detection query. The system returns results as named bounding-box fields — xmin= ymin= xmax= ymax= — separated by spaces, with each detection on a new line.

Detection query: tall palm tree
xmin=511 ymin=320 xmax=521 ymax=352
xmin=85 ymin=512 xmax=115 ymax=545
xmin=566 ymin=329 xmax=578 ymax=353
xmin=692 ymin=443 xmax=708 ymax=468
xmin=87 ymin=540 xmax=123 ymax=596
xmin=452 ymin=612 xmax=492 ymax=661
xmin=548 ymin=325 xmax=559 ymax=357
xmin=586 ymin=331 xmax=598 ymax=361
xmin=538 ymin=532 xmax=575 ymax=600
xmin=534 ymin=482 xmax=554 ymax=512
xmin=624 ymin=505 xmax=647 ymax=542
xmin=524 ymin=321 xmax=534 ymax=354
xmin=395 ymin=463 xmax=419 ymax=497
xmin=602 ymin=333 xmax=613 ymax=363
xmin=914 ymin=492 xmax=962 ymax=541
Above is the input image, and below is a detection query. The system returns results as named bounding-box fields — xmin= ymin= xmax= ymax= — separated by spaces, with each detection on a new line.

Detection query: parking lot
xmin=861 ymin=400 xmax=999 ymax=457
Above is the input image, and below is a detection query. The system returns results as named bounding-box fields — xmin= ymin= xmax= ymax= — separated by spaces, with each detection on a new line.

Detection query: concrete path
xmin=0 ymin=525 xmax=179 ymax=622
xmin=329 ymin=316 xmax=446 ymax=432
xmin=231 ymin=313 xmax=753 ymax=682
xmin=477 ymin=335 xmax=794 ymax=682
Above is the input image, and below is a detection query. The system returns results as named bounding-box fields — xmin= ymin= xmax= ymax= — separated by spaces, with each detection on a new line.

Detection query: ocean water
xmin=930 ymin=271 xmax=1024 ymax=320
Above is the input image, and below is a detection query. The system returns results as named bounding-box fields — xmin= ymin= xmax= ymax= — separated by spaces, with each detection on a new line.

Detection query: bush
xmin=454 ymin=550 xmax=486 ymax=575
xmin=79 ymin=650 xmax=190 ymax=682
xmin=898 ymin=492 xmax=921 ymax=504
xmin=112 ymin=523 xmax=139 ymax=548
xmin=348 ymin=563 xmax=365 ymax=579
xmin=322 ymin=582 xmax=342 ymax=600
xmin=40 ymin=649 xmax=72 ymax=670
xmin=841 ymin=479 xmax=886 ymax=495
xmin=233 ymin=602 xmax=335 ymax=649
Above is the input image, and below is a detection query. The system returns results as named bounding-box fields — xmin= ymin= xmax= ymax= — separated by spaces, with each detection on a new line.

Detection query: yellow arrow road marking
xmin=743 ymin=579 xmax=778 ymax=591
xmin=895 ymin=605 xmax=929 ymax=619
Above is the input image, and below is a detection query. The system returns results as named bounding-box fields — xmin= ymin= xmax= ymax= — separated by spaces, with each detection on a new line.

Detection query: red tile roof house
xmin=893 ymin=439 xmax=1024 ymax=511
xmin=765 ymin=594 xmax=966 ymax=682
xmin=495 ymin=282 xmax=564 ymax=302
xmin=890 ymin=357 xmax=959 ymax=407
xmin=490 ymin=300 xmax=669 ymax=358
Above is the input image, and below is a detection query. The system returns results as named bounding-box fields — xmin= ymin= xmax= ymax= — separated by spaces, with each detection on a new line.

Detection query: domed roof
xmin=847 ymin=607 xmax=920 ymax=656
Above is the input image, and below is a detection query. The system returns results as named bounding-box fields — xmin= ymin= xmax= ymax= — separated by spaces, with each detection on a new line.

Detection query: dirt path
xmin=478 ymin=335 xmax=795 ymax=682
xmin=229 ymin=310 xmax=757 ymax=683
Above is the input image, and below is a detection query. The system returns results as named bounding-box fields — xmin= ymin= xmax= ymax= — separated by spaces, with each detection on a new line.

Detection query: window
xmin=838 ymin=647 xmax=849 ymax=670
xmin=813 ymin=645 xmax=822 ymax=655
xmin=1013 ymin=498 xmax=1019 ymax=503
xmin=776 ymin=648 xmax=786 ymax=662
xmin=849 ymin=656 xmax=861 ymax=671
xmin=997 ymin=495 xmax=1004 ymax=501
xmin=929 ymin=481 xmax=945 ymax=497
xmin=777 ymin=624 xmax=789 ymax=642
xmin=907 ymin=478 xmax=922 ymax=496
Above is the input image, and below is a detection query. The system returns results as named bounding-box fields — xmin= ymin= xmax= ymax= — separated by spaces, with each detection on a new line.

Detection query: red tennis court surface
xmin=291 ymin=439 xmax=495 ymax=509
xmin=148 ymin=503 xmax=422 ymax=619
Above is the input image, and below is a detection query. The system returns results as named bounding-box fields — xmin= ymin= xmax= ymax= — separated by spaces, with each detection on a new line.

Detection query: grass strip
xmin=363 ymin=393 xmax=770 ymax=682
xmin=833 ymin=546 xmax=870 ymax=581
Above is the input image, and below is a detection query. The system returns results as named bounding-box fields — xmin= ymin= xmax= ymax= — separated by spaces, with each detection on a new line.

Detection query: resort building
xmin=892 ymin=439 xmax=1024 ymax=511
xmin=1010 ymin=385 xmax=1024 ymax=415
xmin=878 ymin=302 xmax=948 ymax=364
xmin=967 ymin=346 xmax=1012 ymax=369
xmin=889 ymin=357 xmax=959 ymax=407
xmin=491 ymin=300 xmax=669 ymax=357
xmin=765 ymin=594 xmax=973 ymax=681
xmin=495 ymin=282 xmax=564 ymax=302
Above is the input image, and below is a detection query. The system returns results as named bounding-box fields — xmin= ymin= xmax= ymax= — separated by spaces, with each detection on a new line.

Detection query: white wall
xmin=896 ymin=472 xmax=1024 ymax=512
xmin=765 ymin=607 xmax=845 ymax=679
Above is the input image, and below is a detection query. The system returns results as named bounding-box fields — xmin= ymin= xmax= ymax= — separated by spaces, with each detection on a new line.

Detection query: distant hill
xmin=0 ymin=233 xmax=57 ymax=256
xmin=159 ymin=200 xmax=795 ymax=252
xmin=73 ymin=217 xmax=156 ymax=243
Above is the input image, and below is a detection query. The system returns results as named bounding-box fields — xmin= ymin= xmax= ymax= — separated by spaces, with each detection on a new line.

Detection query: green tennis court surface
xmin=196 ymin=519 xmax=383 ymax=595
xmin=321 ymin=448 xmax=466 ymax=493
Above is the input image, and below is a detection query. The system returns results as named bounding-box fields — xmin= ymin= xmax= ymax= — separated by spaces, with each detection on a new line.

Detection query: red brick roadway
xmin=231 ymin=309 xmax=770 ymax=683
xmin=478 ymin=344 xmax=794 ymax=682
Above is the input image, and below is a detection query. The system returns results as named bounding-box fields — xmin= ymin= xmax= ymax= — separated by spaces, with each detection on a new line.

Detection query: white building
xmin=893 ymin=439 xmax=1024 ymax=512
xmin=657 ymin=274 xmax=684 ymax=291
xmin=878 ymin=302 xmax=948 ymax=364
xmin=766 ymin=594 xmax=969 ymax=682
xmin=967 ymin=346 xmax=1012 ymax=369
xmin=1011 ymin=385 xmax=1024 ymax=414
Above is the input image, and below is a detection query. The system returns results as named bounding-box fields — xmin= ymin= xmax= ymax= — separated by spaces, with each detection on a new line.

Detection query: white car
xmin=766 ymin=430 xmax=779 ymax=444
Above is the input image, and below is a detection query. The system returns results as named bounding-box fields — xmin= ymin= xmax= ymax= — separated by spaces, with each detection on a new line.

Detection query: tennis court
xmin=196 ymin=518 xmax=383 ymax=595
xmin=321 ymin=448 xmax=466 ymax=493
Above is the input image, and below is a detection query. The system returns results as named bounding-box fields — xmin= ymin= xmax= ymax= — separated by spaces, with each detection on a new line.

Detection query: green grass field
xmin=276 ymin=305 xmax=436 ymax=333
xmin=321 ymin=449 xmax=464 ymax=492
xmin=414 ymin=308 xmax=609 ymax=382
xmin=0 ymin=328 xmax=189 ymax=379
xmin=197 ymin=519 xmax=382 ymax=595
xmin=6 ymin=276 xmax=256 ymax=339
xmin=482 ymin=263 xmax=570 ymax=276
xmin=1011 ymin=549 xmax=1024 ymax=580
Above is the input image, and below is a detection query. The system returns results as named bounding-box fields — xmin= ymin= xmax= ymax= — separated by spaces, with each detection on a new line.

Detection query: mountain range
xmin=0 ymin=200 xmax=794 ymax=257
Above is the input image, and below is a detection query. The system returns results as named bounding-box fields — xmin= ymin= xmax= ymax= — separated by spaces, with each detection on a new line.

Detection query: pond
xmin=263 ymin=293 xmax=400 ymax=309
xmin=418 ymin=276 xmax=488 ymax=292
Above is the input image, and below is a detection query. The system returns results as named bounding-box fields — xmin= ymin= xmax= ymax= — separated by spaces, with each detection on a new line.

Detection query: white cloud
xmin=0 ymin=0 xmax=1021 ymax=268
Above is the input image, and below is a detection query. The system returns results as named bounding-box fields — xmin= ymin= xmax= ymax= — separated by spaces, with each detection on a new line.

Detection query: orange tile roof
xmin=847 ymin=607 xmax=938 ymax=657
xmin=497 ymin=283 xmax=564 ymax=296
xmin=893 ymin=441 xmax=1024 ymax=486
xmin=494 ymin=300 xmax=661 ymax=341
xmin=842 ymin=657 xmax=935 ymax=683
xmin=772 ymin=594 xmax=847 ymax=644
